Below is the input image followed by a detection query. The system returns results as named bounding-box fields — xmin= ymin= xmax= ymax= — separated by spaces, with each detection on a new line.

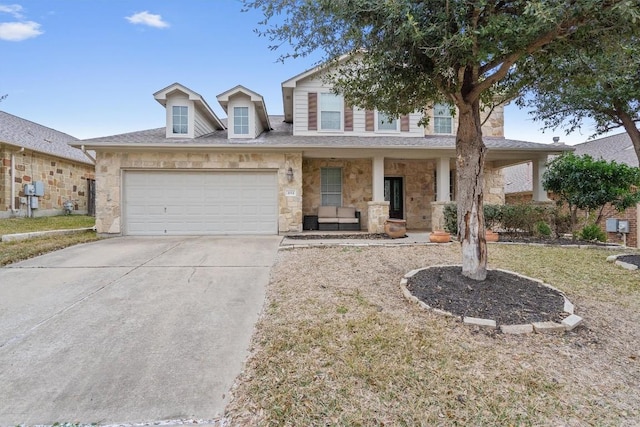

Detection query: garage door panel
xmin=124 ymin=171 xmax=278 ymax=235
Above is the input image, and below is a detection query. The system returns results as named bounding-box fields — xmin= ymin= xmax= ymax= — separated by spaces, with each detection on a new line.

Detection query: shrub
xmin=579 ymin=224 xmax=607 ymax=242
xmin=441 ymin=203 xmax=504 ymax=236
xmin=534 ymin=221 xmax=552 ymax=237
xmin=443 ymin=203 xmax=458 ymax=235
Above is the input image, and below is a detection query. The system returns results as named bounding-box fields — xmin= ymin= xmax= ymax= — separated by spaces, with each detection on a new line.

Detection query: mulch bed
xmin=406 ymin=266 xmax=568 ymax=326
xmin=618 ymin=254 xmax=640 ymax=268
xmin=287 ymin=233 xmax=399 ymax=240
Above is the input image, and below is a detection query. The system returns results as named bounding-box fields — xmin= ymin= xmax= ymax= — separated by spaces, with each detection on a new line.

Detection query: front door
xmin=384 ymin=177 xmax=404 ymax=219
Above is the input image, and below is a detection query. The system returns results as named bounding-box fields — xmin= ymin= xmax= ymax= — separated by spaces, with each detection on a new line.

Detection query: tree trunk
xmin=456 ymin=100 xmax=487 ymax=281
xmin=617 ymin=110 xmax=640 ymax=164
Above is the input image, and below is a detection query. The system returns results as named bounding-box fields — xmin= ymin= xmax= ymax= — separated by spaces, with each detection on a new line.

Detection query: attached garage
xmin=123 ymin=170 xmax=278 ymax=235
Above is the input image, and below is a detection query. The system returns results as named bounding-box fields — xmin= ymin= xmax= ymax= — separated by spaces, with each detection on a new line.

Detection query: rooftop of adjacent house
xmin=0 ymin=111 xmax=93 ymax=165
xmin=76 ymin=115 xmax=574 ymax=154
xmin=504 ymin=132 xmax=638 ymax=194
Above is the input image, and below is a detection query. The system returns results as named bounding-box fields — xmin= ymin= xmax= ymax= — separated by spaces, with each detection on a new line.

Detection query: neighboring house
xmin=0 ymin=111 xmax=96 ymax=218
xmin=74 ymin=64 xmax=570 ymax=236
xmin=504 ymin=133 xmax=639 ymax=248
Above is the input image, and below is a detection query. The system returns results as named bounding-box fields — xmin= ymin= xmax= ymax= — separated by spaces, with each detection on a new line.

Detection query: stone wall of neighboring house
xmin=303 ymin=158 xmax=504 ymax=230
xmin=94 ymin=150 xmax=302 ymax=235
xmin=0 ymin=145 xmax=95 ymax=218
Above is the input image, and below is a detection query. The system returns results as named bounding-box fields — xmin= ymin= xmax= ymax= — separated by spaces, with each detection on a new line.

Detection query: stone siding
xmin=384 ymin=159 xmax=436 ymax=230
xmin=1 ymin=145 xmax=95 ymax=217
xmin=480 ymin=105 xmax=504 ymax=137
xmin=95 ymin=150 xmax=302 ymax=235
xmin=302 ymin=158 xmax=372 ymax=229
xmin=484 ymin=164 xmax=505 ymax=205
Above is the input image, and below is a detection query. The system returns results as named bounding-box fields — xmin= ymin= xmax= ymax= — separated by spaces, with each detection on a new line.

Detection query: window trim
xmin=234 ymin=106 xmax=249 ymax=135
xmin=433 ymin=103 xmax=453 ymax=135
xmin=320 ymin=167 xmax=343 ymax=206
xmin=319 ymin=93 xmax=343 ymax=132
xmin=375 ymin=111 xmax=399 ymax=132
xmin=172 ymin=105 xmax=188 ymax=134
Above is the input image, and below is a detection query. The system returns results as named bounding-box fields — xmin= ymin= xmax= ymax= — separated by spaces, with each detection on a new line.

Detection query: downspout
xmin=10 ymin=147 xmax=25 ymax=212
xmin=80 ymin=145 xmax=96 ymax=163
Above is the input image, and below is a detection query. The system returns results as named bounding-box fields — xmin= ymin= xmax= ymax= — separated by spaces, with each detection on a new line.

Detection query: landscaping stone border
xmin=606 ymin=254 xmax=639 ymax=271
xmin=400 ymin=265 xmax=583 ymax=335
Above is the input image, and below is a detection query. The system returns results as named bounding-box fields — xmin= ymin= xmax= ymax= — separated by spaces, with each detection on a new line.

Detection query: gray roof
xmin=504 ymin=132 xmax=638 ymax=194
xmin=573 ymin=132 xmax=638 ymax=167
xmin=0 ymin=111 xmax=93 ymax=165
xmin=77 ymin=115 xmax=572 ymax=153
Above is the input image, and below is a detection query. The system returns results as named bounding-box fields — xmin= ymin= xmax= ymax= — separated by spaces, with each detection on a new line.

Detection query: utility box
xmin=23 ymin=183 xmax=35 ymax=196
xmin=30 ymin=196 xmax=38 ymax=209
xmin=618 ymin=220 xmax=630 ymax=233
xmin=605 ymin=218 xmax=618 ymax=232
xmin=34 ymin=181 xmax=45 ymax=197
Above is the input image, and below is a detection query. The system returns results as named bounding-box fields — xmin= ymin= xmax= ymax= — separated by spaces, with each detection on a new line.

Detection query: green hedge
xmin=442 ymin=203 xmax=572 ymax=238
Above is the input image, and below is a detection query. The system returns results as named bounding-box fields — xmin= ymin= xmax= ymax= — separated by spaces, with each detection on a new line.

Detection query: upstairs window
xmin=377 ymin=112 xmax=398 ymax=131
xmin=433 ymin=103 xmax=453 ymax=134
xmin=321 ymin=167 xmax=342 ymax=206
xmin=320 ymin=93 xmax=342 ymax=130
xmin=234 ymin=107 xmax=249 ymax=135
xmin=172 ymin=106 xmax=188 ymax=134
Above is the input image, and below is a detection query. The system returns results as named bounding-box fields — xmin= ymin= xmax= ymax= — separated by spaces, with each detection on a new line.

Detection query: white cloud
xmin=0 ymin=20 xmax=42 ymax=41
xmin=0 ymin=4 xmax=24 ymax=19
xmin=125 ymin=11 xmax=169 ymax=29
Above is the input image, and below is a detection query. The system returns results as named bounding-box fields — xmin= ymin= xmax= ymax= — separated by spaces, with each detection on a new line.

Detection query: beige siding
xmin=194 ymin=106 xmax=216 ymax=137
xmin=293 ymin=75 xmax=424 ymax=137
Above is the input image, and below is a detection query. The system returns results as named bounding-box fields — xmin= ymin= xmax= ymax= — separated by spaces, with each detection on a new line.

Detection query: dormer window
xmin=172 ymin=106 xmax=188 ymax=134
xmin=234 ymin=107 xmax=249 ymax=135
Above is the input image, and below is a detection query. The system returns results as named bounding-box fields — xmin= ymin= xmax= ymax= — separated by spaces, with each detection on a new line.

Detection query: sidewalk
xmin=280 ymin=231 xmax=440 ymax=247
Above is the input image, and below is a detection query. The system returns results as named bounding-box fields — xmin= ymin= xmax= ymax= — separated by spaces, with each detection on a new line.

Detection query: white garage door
xmin=123 ymin=171 xmax=278 ymax=235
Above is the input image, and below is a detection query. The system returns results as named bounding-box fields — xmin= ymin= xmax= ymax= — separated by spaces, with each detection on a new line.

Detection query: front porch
xmin=300 ymin=155 xmax=550 ymax=233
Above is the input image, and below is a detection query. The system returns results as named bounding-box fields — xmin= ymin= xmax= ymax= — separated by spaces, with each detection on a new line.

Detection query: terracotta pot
xmin=429 ymin=230 xmax=451 ymax=243
xmin=384 ymin=218 xmax=407 ymax=239
xmin=485 ymin=230 xmax=500 ymax=242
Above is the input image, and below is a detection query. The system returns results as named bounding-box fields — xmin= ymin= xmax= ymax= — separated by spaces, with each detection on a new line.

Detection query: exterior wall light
xmin=286 ymin=167 xmax=294 ymax=182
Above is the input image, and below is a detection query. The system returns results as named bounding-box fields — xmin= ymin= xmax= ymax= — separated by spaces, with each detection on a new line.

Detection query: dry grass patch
xmin=226 ymin=245 xmax=639 ymax=426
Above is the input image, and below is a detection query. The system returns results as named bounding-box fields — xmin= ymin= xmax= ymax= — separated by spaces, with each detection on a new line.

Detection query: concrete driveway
xmin=0 ymin=235 xmax=281 ymax=426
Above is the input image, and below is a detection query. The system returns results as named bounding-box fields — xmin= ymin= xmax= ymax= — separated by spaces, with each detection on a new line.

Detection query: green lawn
xmin=0 ymin=215 xmax=95 ymax=235
xmin=0 ymin=215 xmax=99 ymax=266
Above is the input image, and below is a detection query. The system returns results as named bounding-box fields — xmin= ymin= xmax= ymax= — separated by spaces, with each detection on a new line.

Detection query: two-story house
xmin=75 ymin=63 xmax=570 ymax=236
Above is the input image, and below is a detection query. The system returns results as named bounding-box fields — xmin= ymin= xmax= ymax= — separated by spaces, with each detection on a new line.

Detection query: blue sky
xmin=0 ymin=1 xmax=606 ymax=144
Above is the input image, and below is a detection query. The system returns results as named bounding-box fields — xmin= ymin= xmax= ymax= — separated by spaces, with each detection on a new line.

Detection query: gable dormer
xmin=153 ymin=83 xmax=225 ymax=139
xmin=216 ymin=85 xmax=271 ymax=139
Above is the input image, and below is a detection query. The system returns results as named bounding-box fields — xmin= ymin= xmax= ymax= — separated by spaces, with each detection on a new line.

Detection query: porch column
xmin=368 ymin=156 xmax=389 ymax=233
xmin=532 ymin=156 xmax=550 ymax=202
xmin=436 ymin=157 xmax=451 ymax=202
xmin=430 ymin=157 xmax=452 ymax=231
xmin=372 ymin=156 xmax=385 ymax=201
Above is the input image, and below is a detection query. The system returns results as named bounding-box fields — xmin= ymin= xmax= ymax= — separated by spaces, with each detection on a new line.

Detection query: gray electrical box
xmin=34 ymin=181 xmax=45 ymax=197
xmin=618 ymin=220 xmax=630 ymax=233
xmin=605 ymin=218 xmax=618 ymax=232
xmin=23 ymin=183 xmax=35 ymax=196
xmin=30 ymin=196 xmax=38 ymax=209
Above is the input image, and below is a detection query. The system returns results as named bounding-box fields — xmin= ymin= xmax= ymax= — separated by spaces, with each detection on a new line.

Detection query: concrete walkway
xmin=0 ymin=235 xmax=281 ymax=426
